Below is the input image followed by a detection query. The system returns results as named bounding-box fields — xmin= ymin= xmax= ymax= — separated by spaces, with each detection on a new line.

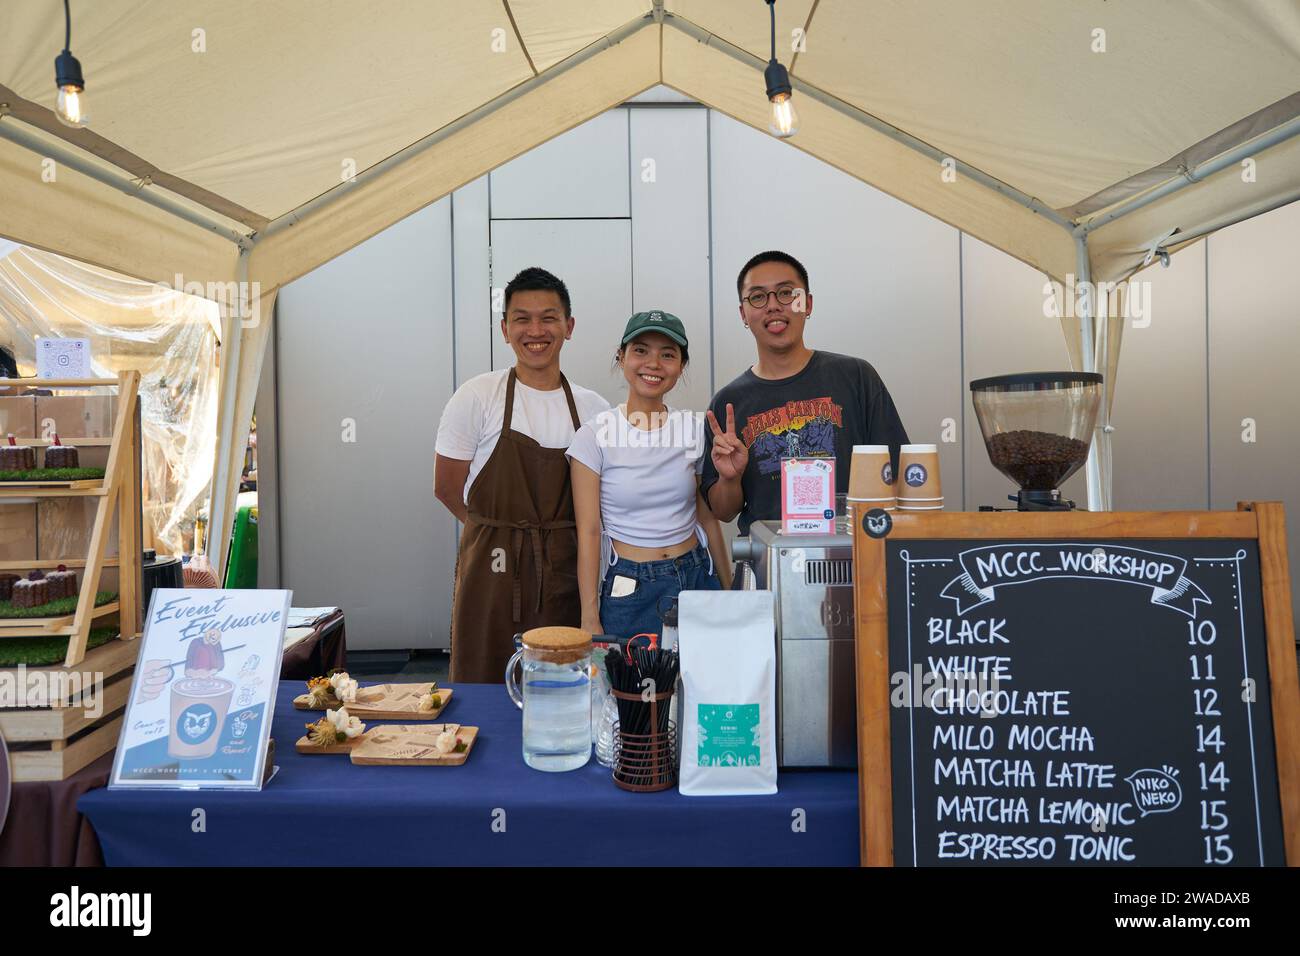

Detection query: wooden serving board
xmin=293 ymin=683 xmax=452 ymax=720
xmin=349 ymin=724 xmax=479 ymax=766
xmin=295 ymin=732 xmax=364 ymax=755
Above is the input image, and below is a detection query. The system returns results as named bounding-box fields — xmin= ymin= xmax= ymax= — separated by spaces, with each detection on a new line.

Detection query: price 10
xmin=1189 ymin=620 xmax=1233 ymax=864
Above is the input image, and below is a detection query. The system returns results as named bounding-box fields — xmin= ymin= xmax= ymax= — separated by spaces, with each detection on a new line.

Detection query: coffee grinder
xmin=970 ymin=371 xmax=1103 ymax=511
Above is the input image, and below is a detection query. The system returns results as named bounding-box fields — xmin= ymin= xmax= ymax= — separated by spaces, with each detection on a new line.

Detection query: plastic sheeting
xmin=0 ymin=246 xmax=219 ymax=557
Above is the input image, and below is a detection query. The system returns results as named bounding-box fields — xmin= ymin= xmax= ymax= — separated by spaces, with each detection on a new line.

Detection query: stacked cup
xmin=848 ymin=445 xmax=897 ymax=510
xmin=897 ymin=444 xmax=943 ymax=511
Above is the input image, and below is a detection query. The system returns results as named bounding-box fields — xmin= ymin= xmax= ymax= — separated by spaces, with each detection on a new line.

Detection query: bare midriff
xmin=610 ymin=532 xmax=698 ymax=563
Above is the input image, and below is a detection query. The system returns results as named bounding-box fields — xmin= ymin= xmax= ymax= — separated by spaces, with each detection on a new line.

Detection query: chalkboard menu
xmin=885 ymin=538 xmax=1287 ymax=866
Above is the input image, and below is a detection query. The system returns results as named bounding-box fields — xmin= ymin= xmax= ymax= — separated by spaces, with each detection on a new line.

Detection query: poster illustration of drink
xmin=111 ymin=589 xmax=291 ymax=790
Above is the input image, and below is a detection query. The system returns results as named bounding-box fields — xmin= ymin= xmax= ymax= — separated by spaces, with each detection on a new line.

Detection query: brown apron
xmin=449 ymin=369 xmax=583 ymax=682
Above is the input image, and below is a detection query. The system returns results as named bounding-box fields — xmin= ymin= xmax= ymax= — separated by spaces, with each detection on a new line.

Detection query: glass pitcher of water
xmin=505 ymin=627 xmax=592 ymax=772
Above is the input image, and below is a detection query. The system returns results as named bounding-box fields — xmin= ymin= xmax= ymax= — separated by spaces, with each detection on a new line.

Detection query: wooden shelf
xmin=0 ymin=558 xmax=120 ymax=571
xmin=0 ymin=478 xmax=104 ymax=488
xmin=0 ymin=601 xmax=119 ymax=636
xmin=0 ymin=438 xmax=115 ymax=447
xmin=1 ymin=378 xmax=118 ymax=388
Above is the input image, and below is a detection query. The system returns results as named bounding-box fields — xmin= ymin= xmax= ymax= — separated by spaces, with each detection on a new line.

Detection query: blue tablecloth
xmin=80 ymin=681 xmax=859 ymax=866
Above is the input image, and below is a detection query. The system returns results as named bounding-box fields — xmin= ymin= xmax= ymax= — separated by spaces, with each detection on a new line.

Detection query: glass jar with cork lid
xmin=505 ymin=626 xmax=593 ymax=772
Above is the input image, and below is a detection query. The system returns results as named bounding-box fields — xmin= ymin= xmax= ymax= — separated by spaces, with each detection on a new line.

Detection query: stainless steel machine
xmin=732 ymin=515 xmax=857 ymax=768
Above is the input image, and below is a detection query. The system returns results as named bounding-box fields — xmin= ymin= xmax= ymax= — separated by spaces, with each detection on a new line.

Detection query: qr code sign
xmin=791 ymin=475 xmax=822 ymax=508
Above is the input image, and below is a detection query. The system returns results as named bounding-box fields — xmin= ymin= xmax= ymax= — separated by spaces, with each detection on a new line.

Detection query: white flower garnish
xmin=434 ymin=730 xmax=458 ymax=754
xmin=326 ymin=707 xmax=365 ymax=739
xmin=329 ymin=673 xmax=358 ymax=703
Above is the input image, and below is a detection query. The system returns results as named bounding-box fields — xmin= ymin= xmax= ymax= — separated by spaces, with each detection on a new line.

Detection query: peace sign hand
xmin=706 ymin=403 xmax=749 ymax=481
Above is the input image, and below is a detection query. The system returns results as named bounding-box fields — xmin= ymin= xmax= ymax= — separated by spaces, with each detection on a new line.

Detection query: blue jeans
xmin=599 ymin=544 xmax=721 ymax=640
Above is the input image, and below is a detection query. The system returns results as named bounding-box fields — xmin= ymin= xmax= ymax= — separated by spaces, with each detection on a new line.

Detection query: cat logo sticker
xmin=863 ymin=508 xmax=893 ymax=539
xmin=178 ymin=704 xmax=217 ymax=743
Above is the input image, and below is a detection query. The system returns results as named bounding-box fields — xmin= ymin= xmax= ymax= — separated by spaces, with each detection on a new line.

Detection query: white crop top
xmin=565 ymin=405 xmax=708 ymax=569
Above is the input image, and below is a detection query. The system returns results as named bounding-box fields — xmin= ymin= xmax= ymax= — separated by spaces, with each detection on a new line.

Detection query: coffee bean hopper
xmin=970 ymin=371 xmax=1103 ymax=511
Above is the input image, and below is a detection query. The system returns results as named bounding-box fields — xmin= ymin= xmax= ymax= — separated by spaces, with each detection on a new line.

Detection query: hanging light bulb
xmin=768 ymin=87 xmax=799 ymax=138
xmin=54 ymin=0 xmax=88 ymax=128
xmin=763 ymin=0 xmax=798 ymax=138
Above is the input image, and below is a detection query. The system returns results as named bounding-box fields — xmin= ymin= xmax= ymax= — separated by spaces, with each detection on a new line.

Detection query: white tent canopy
xmin=2 ymin=0 xmax=1298 ymax=574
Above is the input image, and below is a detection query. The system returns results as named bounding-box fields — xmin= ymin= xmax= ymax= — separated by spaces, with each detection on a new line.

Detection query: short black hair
xmin=736 ymin=250 xmax=809 ymax=300
xmin=504 ymin=267 xmax=571 ymax=316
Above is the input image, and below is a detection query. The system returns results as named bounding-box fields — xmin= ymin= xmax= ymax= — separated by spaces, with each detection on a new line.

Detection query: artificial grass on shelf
xmin=0 ymin=467 xmax=106 ymax=482
xmin=0 ymin=591 xmax=117 ymax=619
xmin=0 ymin=627 xmax=119 ymax=667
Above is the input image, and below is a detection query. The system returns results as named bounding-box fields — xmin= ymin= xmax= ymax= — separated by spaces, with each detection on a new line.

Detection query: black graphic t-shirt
xmin=701 ymin=350 xmax=910 ymax=535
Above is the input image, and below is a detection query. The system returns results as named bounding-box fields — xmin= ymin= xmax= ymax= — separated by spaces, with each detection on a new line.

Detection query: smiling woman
xmin=567 ymin=310 xmax=730 ymax=641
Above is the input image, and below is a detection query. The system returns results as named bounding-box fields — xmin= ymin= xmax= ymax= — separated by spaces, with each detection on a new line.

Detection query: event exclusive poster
xmin=111 ymin=589 xmax=291 ymax=790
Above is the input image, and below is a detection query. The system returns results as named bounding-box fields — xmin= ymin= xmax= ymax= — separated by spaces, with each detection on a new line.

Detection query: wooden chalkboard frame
xmin=851 ymin=501 xmax=1300 ymax=867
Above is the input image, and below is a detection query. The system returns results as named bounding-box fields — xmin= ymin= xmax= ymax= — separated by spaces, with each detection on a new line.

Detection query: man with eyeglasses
xmin=702 ymin=250 xmax=909 ymax=536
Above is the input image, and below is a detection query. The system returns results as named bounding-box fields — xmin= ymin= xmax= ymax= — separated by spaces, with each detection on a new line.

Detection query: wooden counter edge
xmin=1243 ymin=501 xmax=1300 ymax=866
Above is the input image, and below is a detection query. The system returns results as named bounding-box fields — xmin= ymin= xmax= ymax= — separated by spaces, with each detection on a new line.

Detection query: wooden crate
xmin=0 ymin=636 xmax=137 ymax=781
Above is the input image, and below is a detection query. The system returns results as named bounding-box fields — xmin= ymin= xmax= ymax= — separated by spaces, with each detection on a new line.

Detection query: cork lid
xmin=521 ymin=626 xmax=591 ymax=651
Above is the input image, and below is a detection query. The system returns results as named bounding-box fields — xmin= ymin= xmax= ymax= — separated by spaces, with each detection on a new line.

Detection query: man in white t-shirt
xmin=434 ymin=267 xmax=608 ymax=682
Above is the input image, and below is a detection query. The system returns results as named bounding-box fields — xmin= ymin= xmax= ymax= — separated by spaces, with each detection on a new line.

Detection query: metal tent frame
xmin=2 ymin=4 xmax=1299 ymax=539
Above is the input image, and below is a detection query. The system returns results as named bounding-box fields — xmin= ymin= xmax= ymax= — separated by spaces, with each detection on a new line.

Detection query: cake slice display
xmin=47 ymin=564 xmax=79 ymax=600
xmin=43 ymin=434 xmax=80 ymax=469
xmin=12 ymin=571 xmax=50 ymax=609
xmin=0 ymin=433 xmax=36 ymax=471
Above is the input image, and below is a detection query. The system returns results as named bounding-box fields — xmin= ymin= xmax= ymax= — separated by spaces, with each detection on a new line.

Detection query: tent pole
xmin=1135 ymin=184 xmax=1300 ymax=262
xmin=1075 ymin=233 xmax=1105 ymax=512
xmin=1074 ymin=113 xmax=1300 ymax=236
xmin=0 ymin=112 xmax=252 ymax=249
xmin=208 ymin=249 xmax=249 ymax=580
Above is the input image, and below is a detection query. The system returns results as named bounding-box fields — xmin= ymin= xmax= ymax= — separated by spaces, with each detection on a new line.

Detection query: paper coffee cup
xmin=168 ymin=677 xmax=234 ymax=760
xmin=897 ymin=443 xmax=941 ymax=500
xmin=849 ymin=445 xmax=895 ymax=501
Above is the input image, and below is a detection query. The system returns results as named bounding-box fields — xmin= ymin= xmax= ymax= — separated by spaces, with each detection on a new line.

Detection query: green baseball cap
xmin=621 ymin=309 xmax=689 ymax=348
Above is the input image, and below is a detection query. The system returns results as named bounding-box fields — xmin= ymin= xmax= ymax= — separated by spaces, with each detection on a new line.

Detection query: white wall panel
xmin=277 ymin=201 xmax=455 ymax=649
xmin=452 ymin=176 xmax=492 ymax=387
xmin=629 ymin=106 xmax=712 ymax=414
xmin=1207 ymin=200 xmax=1300 ymax=621
xmin=489 ymin=110 xmax=630 ymax=220
xmin=1109 ymin=245 xmax=1208 ymax=511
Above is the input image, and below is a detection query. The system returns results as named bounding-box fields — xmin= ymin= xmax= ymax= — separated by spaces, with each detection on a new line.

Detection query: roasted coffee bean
xmin=987 ymin=429 xmax=1089 ymax=490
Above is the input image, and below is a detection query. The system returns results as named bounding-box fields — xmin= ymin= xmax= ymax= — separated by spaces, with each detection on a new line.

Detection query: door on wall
xmin=489 ymin=219 xmax=633 ymax=405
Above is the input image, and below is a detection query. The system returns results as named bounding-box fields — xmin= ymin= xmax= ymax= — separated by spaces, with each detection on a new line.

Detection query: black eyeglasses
xmin=743 ymin=287 xmax=801 ymax=309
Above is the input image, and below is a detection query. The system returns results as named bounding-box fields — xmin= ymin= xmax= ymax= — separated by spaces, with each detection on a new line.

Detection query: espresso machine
xmin=731 ymin=510 xmax=857 ymax=768
xmin=970 ymin=371 xmax=1103 ymax=511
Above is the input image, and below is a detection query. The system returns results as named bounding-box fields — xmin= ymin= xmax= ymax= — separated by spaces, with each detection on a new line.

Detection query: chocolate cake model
xmin=43 ymin=433 xmax=79 ymax=469
xmin=0 ymin=433 xmax=36 ymax=471
xmin=12 ymin=570 xmax=50 ymax=609
xmin=47 ymin=564 xmax=79 ymax=600
xmin=0 ymin=572 xmax=18 ymax=601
